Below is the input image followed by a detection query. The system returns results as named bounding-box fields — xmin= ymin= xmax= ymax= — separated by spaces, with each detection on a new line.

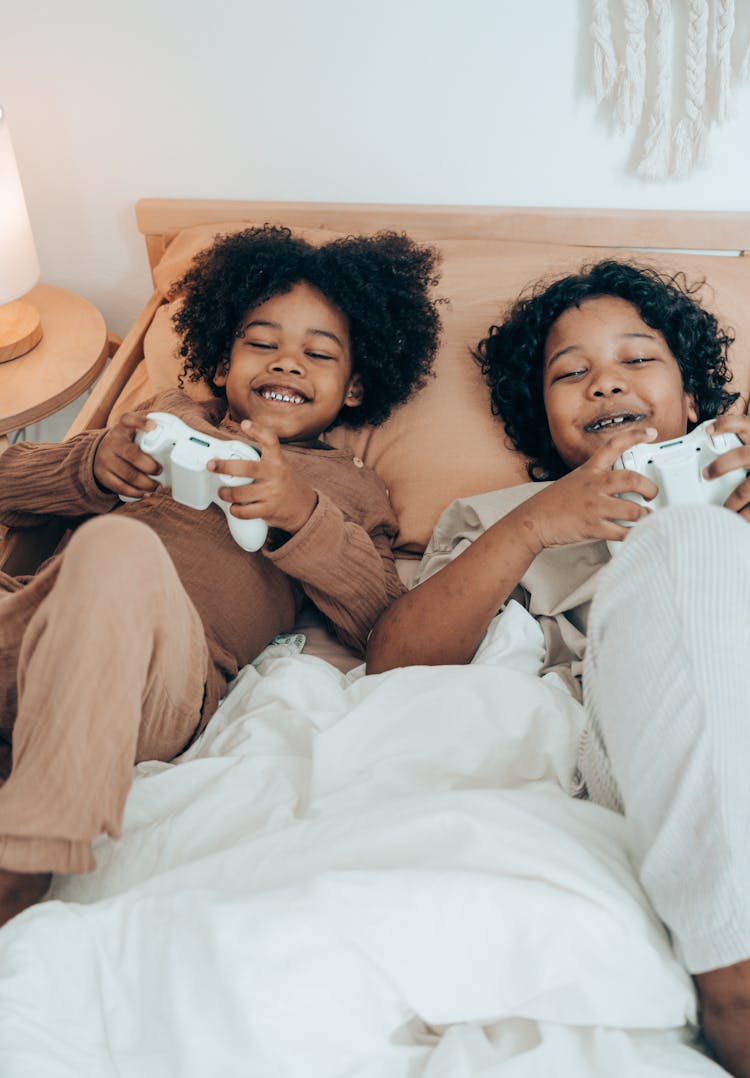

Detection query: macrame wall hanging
xmin=592 ymin=0 xmax=750 ymax=179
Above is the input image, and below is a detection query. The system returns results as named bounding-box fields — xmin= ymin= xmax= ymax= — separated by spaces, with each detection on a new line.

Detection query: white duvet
xmin=0 ymin=605 xmax=724 ymax=1077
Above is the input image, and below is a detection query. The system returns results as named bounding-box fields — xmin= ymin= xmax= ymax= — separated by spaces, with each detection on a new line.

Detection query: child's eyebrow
xmin=306 ymin=328 xmax=345 ymax=348
xmin=243 ymin=319 xmax=345 ymax=348
xmin=546 ymin=344 xmax=579 ymax=368
xmin=546 ymin=331 xmax=657 ymax=368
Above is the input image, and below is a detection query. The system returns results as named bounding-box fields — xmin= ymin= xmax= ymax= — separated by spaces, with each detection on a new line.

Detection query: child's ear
xmin=343 ymin=377 xmax=363 ymax=408
xmin=213 ymin=362 xmax=229 ymax=388
xmin=687 ymin=393 xmax=698 ymax=425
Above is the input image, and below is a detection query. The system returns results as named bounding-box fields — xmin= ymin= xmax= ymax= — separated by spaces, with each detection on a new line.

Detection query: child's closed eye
xmin=244 ymin=339 xmax=335 ymax=361
xmin=552 ymin=368 xmax=587 ymax=383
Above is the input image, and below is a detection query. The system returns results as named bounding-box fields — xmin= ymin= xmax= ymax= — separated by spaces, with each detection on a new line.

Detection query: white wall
xmin=2 ymin=0 xmax=750 ymax=341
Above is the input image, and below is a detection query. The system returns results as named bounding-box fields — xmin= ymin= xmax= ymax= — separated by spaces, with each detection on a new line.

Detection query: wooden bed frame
xmin=2 ymin=198 xmax=749 ymax=576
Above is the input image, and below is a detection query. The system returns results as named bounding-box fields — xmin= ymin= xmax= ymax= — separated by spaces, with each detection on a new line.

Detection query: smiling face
xmin=542 ymin=295 xmax=698 ymax=471
xmin=214 ymin=281 xmax=362 ymax=444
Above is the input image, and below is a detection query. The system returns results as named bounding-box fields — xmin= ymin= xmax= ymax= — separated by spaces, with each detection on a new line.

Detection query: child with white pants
xmin=368 ymin=260 xmax=750 ymax=1074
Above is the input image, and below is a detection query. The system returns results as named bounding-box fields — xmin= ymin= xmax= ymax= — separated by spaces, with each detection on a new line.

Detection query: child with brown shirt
xmin=0 ymin=225 xmax=441 ymax=925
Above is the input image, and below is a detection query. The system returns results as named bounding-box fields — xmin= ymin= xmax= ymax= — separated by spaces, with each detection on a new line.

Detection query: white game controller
xmin=120 ymin=412 xmax=268 ymax=552
xmin=609 ymin=419 xmax=745 ymax=552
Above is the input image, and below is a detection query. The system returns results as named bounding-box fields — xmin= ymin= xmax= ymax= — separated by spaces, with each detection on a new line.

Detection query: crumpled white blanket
xmin=0 ymin=605 xmax=724 ymax=1077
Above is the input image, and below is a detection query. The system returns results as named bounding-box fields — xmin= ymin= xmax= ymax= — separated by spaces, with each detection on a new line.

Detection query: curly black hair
xmin=474 ymin=259 xmax=739 ymax=480
xmin=169 ymin=225 xmax=442 ymax=428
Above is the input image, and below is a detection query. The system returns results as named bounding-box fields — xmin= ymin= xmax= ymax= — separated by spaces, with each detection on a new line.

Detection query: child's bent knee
xmin=628 ymin=503 xmax=745 ymax=550
xmin=65 ymin=515 xmax=167 ymax=573
xmin=58 ymin=516 xmax=177 ymax=611
xmin=612 ymin=505 xmax=749 ymax=592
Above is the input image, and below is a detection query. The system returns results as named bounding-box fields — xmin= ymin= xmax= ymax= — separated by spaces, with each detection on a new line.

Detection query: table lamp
xmin=0 ymin=105 xmax=41 ymax=364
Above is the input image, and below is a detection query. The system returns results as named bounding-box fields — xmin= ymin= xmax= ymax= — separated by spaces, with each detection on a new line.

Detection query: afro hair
xmin=170 ymin=225 xmax=442 ymax=429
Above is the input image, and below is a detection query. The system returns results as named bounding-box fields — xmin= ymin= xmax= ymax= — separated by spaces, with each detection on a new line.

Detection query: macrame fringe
xmin=673 ymin=114 xmax=709 ymax=177
xmin=742 ymin=41 xmax=750 ymax=82
xmin=636 ymin=0 xmax=672 ymax=179
xmin=592 ymin=0 xmax=750 ymax=180
xmin=673 ymin=0 xmax=710 ymax=175
xmin=615 ymin=0 xmax=649 ymax=128
xmin=592 ymin=0 xmax=618 ymax=101
xmin=712 ymin=0 xmax=735 ymax=123
xmin=638 ymin=117 xmax=671 ymax=180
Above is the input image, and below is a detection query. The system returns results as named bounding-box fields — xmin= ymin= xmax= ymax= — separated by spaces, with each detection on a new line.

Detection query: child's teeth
xmin=597 ymin=416 xmax=630 ymax=430
xmin=263 ymin=390 xmax=303 ymax=403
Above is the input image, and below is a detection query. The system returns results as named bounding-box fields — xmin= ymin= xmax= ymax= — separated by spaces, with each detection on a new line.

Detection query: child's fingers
xmin=226 ymin=499 xmax=266 ymax=519
xmin=724 ymin=477 xmax=750 ymax=515
xmin=217 ymin=480 xmax=260 ymax=504
xmin=113 ymin=449 xmax=162 ymax=491
xmin=131 ymin=454 xmax=162 ymax=478
xmin=207 ymin=457 xmax=262 ymax=480
xmin=108 ymin=415 xmax=163 ymax=475
xmin=207 ymin=421 xmax=279 ymax=478
xmin=98 ymin=461 xmax=160 ymax=498
xmin=118 ymin=411 xmax=157 ymax=435
xmin=607 ymin=522 xmax=642 ymax=542
xmin=703 ymin=444 xmax=750 ymax=480
xmin=605 ymin=493 xmax=651 ymax=524
xmin=609 ymin=468 xmax=659 ymax=502
xmin=707 ymin=414 xmax=750 ymax=444
xmin=592 ymin=425 xmax=658 ymax=470
xmin=95 ymin=429 xmax=160 ymax=491
xmin=239 ymin=420 xmax=281 ymax=457
xmin=110 ymin=433 xmax=162 ymax=478
xmin=219 ymin=485 xmax=264 ymax=511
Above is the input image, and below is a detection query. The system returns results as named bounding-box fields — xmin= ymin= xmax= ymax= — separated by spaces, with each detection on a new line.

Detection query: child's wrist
xmin=508 ymin=504 xmax=545 ymax=559
xmin=285 ymin=491 xmax=319 ymax=536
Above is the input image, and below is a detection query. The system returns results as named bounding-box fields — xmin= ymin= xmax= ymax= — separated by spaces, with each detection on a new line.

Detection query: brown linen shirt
xmin=0 ymin=390 xmax=404 ymax=724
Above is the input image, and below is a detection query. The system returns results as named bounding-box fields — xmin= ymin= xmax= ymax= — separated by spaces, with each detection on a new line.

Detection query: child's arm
xmin=208 ymin=420 xmax=403 ymax=656
xmin=367 ymin=426 xmax=659 ymax=673
xmin=0 ymin=406 xmax=171 ymax=530
xmin=0 ymin=431 xmax=118 ymax=529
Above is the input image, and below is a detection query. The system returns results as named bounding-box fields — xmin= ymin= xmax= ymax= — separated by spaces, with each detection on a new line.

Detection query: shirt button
xmin=352 ymin=456 xmax=364 ymax=468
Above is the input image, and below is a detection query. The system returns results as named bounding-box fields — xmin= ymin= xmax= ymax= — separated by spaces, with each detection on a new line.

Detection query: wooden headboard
xmin=134 ymin=198 xmax=750 ymax=280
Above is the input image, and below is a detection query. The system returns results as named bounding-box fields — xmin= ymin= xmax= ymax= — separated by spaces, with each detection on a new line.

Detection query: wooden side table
xmin=0 ymin=283 xmax=109 ymax=451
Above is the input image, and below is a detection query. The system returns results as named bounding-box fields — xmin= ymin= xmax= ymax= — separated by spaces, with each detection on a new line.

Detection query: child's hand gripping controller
xmin=609 ymin=420 xmax=745 ymax=550
xmin=122 ymin=412 xmax=268 ymax=552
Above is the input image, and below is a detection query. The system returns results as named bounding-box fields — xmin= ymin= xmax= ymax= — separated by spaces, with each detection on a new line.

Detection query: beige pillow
xmin=142 ymin=225 xmax=750 ymax=554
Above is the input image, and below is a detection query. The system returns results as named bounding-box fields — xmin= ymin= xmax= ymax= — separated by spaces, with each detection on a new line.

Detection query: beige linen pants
xmin=0 ymin=515 xmax=208 ymax=874
xmin=583 ymin=505 xmax=750 ymax=974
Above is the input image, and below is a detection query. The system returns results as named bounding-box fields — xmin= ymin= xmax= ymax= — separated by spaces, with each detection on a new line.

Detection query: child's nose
xmin=270 ymin=351 xmax=304 ymax=375
xmin=592 ymin=383 xmax=624 ymax=397
xmin=590 ymin=369 xmax=627 ymax=397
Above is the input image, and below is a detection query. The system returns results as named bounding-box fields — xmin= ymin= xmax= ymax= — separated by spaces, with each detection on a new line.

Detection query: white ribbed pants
xmin=583 ymin=505 xmax=750 ymax=974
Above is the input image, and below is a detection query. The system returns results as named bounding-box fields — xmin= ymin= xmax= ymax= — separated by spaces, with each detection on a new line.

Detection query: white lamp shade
xmin=0 ymin=106 xmax=40 ymax=305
